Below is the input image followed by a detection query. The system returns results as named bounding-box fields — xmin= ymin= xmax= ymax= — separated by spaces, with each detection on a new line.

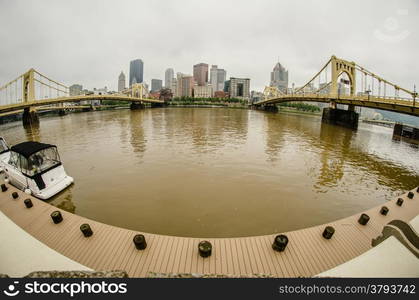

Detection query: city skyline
xmin=0 ymin=0 xmax=418 ymax=93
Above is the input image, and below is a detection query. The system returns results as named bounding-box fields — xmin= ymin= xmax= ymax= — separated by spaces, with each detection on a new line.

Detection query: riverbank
xmin=168 ymin=102 xmax=247 ymax=108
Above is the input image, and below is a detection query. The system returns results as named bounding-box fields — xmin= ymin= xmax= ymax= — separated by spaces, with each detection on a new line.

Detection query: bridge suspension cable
xmin=294 ymin=58 xmax=332 ymax=94
xmin=33 ymin=70 xmax=69 ymax=100
xmin=256 ymin=55 xmax=417 ymax=116
xmin=0 ymin=74 xmax=23 ymax=105
xmin=0 ymin=69 xmax=69 ymax=107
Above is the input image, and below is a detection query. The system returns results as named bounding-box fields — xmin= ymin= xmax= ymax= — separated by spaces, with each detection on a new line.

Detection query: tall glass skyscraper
xmin=129 ymin=59 xmax=144 ymax=86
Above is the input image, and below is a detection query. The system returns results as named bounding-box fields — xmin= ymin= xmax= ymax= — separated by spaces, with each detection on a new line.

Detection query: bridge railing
xmin=257 ymin=92 xmax=417 ymax=108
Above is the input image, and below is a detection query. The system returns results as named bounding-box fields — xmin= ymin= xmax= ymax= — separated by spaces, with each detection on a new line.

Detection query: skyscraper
xmin=151 ymin=79 xmax=163 ymax=92
xmin=210 ymin=65 xmax=227 ymax=93
xmin=216 ymin=68 xmax=226 ymax=92
xmin=210 ymin=65 xmax=218 ymax=93
xmin=118 ymin=71 xmax=126 ymax=92
xmin=165 ymin=68 xmax=174 ymax=89
xmin=270 ymin=62 xmax=288 ymax=91
xmin=176 ymin=73 xmax=194 ymax=97
xmin=129 ymin=59 xmax=144 ymax=86
xmin=193 ymin=63 xmax=208 ymax=86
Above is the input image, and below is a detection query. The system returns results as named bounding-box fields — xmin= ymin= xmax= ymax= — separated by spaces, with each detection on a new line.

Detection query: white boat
xmin=0 ymin=137 xmax=11 ymax=172
xmin=3 ymin=141 xmax=74 ymax=200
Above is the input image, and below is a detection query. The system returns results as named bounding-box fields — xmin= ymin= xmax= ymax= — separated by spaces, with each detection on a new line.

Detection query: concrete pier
xmin=151 ymin=102 xmax=164 ymax=108
xmin=58 ymin=109 xmax=67 ymax=116
xmin=393 ymin=123 xmax=419 ymax=141
xmin=263 ymin=105 xmax=279 ymax=113
xmin=322 ymin=107 xmax=359 ymax=130
xmin=82 ymin=105 xmax=93 ymax=112
xmin=130 ymin=102 xmax=145 ymax=110
xmin=22 ymin=107 xmax=39 ymax=126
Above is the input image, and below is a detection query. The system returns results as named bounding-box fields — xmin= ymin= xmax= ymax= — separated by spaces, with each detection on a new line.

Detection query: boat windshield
xmin=19 ymin=147 xmax=61 ymax=176
xmin=0 ymin=139 xmax=8 ymax=153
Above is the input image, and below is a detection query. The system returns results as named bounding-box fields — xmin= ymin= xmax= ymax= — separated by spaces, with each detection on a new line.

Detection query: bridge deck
xmin=254 ymin=94 xmax=419 ymax=117
xmin=0 ymin=181 xmax=418 ymax=277
xmin=0 ymin=95 xmax=164 ymax=114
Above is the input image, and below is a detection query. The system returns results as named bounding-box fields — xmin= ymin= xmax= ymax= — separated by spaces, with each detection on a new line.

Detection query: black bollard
xmin=322 ymin=226 xmax=335 ymax=239
xmin=51 ymin=211 xmax=63 ymax=224
xmin=198 ymin=241 xmax=212 ymax=258
xmin=407 ymin=192 xmax=414 ymax=199
xmin=24 ymin=199 xmax=33 ymax=208
xmin=1 ymin=184 xmax=7 ymax=192
xmin=133 ymin=234 xmax=147 ymax=250
xmin=12 ymin=192 xmax=18 ymax=199
xmin=272 ymin=234 xmax=288 ymax=252
xmin=358 ymin=213 xmax=370 ymax=225
xmin=396 ymin=198 xmax=403 ymax=206
xmin=80 ymin=224 xmax=93 ymax=237
xmin=380 ymin=206 xmax=389 ymax=215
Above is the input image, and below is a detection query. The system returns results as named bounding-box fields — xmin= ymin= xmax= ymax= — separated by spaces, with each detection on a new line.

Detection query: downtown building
xmin=118 ymin=71 xmax=126 ymax=92
xmin=165 ymin=68 xmax=174 ymax=89
xmin=225 ymin=77 xmax=250 ymax=100
xmin=69 ymin=84 xmax=83 ymax=96
xmin=194 ymin=85 xmax=212 ymax=98
xmin=176 ymin=73 xmax=194 ymax=97
xmin=170 ymin=78 xmax=177 ymax=97
xmin=193 ymin=63 xmax=208 ymax=86
xmin=151 ymin=79 xmax=163 ymax=92
xmin=129 ymin=59 xmax=144 ymax=86
xmin=270 ymin=62 xmax=288 ymax=92
xmin=210 ymin=65 xmax=227 ymax=94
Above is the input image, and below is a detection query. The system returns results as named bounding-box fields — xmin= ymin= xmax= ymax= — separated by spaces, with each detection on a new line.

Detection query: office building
xmin=151 ymin=79 xmax=163 ymax=92
xmin=194 ymin=85 xmax=212 ymax=98
xmin=176 ymin=73 xmax=194 ymax=97
xmin=210 ymin=65 xmax=227 ymax=93
xmin=118 ymin=71 xmax=126 ymax=92
xmin=165 ymin=68 xmax=174 ymax=89
xmin=69 ymin=84 xmax=83 ymax=96
xmin=270 ymin=62 xmax=288 ymax=91
xmin=193 ymin=63 xmax=208 ymax=86
xmin=170 ymin=78 xmax=177 ymax=96
xmin=227 ymin=77 xmax=250 ymax=100
xmin=129 ymin=59 xmax=144 ymax=86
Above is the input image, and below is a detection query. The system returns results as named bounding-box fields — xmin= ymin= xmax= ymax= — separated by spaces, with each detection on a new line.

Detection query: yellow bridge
xmin=0 ymin=68 xmax=164 ymax=124
xmin=254 ymin=55 xmax=418 ymax=117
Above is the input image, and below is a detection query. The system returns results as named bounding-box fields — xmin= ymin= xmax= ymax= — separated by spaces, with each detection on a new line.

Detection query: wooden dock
xmin=0 ymin=181 xmax=418 ymax=277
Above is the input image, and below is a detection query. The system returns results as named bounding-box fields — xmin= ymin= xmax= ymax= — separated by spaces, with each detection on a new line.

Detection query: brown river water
xmin=1 ymin=107 xmax=418 ymax=237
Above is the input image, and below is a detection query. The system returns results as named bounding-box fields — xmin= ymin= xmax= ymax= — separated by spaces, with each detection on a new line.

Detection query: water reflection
xmin=264 ymin=113 xmax=286 ymax=162
xmin=315 ymin=123 xmax=354 ymax=190
xmin=23 ymin=123 xmax=41 ymax=142
xmin=129 ymin=110 xmax=147 ymax=158
xmin=49 ymin=188 xmax=76 ymax=213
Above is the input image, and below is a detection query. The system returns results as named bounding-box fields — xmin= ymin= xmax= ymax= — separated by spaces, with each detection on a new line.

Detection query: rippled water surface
xmin=1 ymin=108 xmax=418 ymax=237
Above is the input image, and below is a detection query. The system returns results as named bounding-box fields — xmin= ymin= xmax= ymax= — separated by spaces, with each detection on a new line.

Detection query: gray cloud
xmin=0 ymin=0 xmax=418 ymax=92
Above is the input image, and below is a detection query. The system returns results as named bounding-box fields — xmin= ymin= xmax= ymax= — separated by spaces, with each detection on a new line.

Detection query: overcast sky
xmin=0 ymin=0 xmax=418 ymax=92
